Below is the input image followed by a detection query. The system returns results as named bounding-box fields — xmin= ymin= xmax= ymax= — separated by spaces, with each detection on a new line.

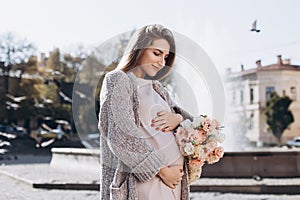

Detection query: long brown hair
xmin=117 ymin=24 xmax=176 ymax=80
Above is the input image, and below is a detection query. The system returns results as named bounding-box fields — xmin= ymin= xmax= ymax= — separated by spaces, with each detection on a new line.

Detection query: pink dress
xmin=136 ymin=77 xmax=184 ymax=200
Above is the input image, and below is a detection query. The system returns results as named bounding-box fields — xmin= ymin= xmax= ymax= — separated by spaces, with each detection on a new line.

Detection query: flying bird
xmin=75 ymin=90 xmax=91 ymax=101
xmin=58 ymin=91 xmax=72 ymax=103
xmin=43 ymin=116 xmax=53 ymax=121
xmin=250 ymin=20 xmax=260 ymax=33
xmin=6 ymin=94 xmax=26 ymax=103
xmin=75 ymin=90 xmax=87 ymax=99
xmin=34 ymin=98 xmax=44 ymax=108
xmin=6 ymin=101 xmax=20 ymax=110
xmin=42 ymin=97 xmax=53 ymax=104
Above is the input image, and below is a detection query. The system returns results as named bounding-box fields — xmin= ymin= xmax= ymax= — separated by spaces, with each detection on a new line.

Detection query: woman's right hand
xmin=157 ymin=165 xmax=184 ymax=189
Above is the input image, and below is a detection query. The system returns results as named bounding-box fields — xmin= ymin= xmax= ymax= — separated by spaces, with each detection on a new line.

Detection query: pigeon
xmin=251 ymin=20 xmax=260 ymax=32
xmin=42 ymin=97 xmax=53 ymax=104
xmin=34 ymin=98 xmax=44 ymax=108
xmin=6 ymin=94 xmax=26 ymax=103
xmin=75 ymin=90 xmax=87 ymax=99
xmin=5 ymin=101 xmax=20 ymax=110
xmin=43 ymin=116 xmax=53 ymax=121
xmin=58 ymin=91 xmax=72 ymax=103
xmin=75 ymin=90 xmax=91 ymax=101
xmin=252 ymin=175 xmax=263 ymax=181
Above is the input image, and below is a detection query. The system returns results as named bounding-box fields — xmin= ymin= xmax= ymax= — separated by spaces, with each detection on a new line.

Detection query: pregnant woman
xmin=98 ymin=24 xmax=193 ymax=200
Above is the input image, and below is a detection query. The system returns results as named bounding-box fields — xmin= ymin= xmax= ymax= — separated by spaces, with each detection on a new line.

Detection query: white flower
xmin=207 ymin=136 xmax=216 ymax=144
xmin=180 ymin=119 xmax=193 ymax=130
xmin=215 ymin=132 xmax=226 ymax=143
xmin=193 ymin=145 xmax=206 ymax=159
xmin=207 ymin=131 xmax=225 ymax=143
xmin=182 ymin=142 xmax=194 ymax=156
xmin=192 ymin=116 xmax=204 ymax=128
xmin=211 ymin=129 xmax=219 ymax=137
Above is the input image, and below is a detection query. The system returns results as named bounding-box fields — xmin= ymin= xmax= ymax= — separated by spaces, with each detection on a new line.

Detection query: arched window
xmin=290 ymin=86 xmax=296 ymax=101
xmin=250 ymin=88 xmax=254 ymax=104
xmin=249 ymin=113 xmax=254 ymax=130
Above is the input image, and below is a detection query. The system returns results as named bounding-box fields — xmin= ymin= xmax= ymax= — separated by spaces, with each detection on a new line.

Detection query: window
xmin=291 ymin=86 xmax=296 ymax=101
xmin=240 ymin=90 xmax=244 ymax=104
xmin=232 ymin=91 xmax=236 ymax=105
xmin=250 ymin=88 xmax=254 ymax=104
xmin=282 ymin=90 xmax=286 ymax=96
xmin=266 ymin=86 xmax=275 ymax=101
xmin=249 ymin=113 xmax=254 ymax=130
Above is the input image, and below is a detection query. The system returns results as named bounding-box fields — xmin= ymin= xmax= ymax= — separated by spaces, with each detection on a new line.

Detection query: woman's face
xmin=133 ymin=38 xmax=170 ymax=78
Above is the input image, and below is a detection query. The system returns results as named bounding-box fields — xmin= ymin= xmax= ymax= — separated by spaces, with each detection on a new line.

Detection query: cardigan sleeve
xmin=99 ymin=71 xmax=166 ymax=183
xmin=153 ymin=80 xmax=194 ymax=121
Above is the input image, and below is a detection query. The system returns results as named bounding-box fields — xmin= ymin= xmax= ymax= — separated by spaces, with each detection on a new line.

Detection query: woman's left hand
xmin=151 ymin=110 xmax=183 ymax=132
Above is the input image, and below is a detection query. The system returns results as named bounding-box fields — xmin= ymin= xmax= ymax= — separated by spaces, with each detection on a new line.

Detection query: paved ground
xmin=1 ymin=159 xmax=300 ymax=200
xmin=1 ymin=173 xmax=300 ymax=200
xmin=1 ymin=136 xmax=300 ymax=200
xmin=0 ymin=174 xmax=99 ymax=200
xmin=0 ymin=163 xmax=99 ymax=185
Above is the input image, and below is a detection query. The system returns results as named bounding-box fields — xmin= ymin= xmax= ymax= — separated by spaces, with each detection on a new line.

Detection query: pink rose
xmin=192 ymin=129 xmax=207 ymax=145
xmin=214 ymin=146 xmax=224 ymax=158
xmin=205 ymin=141 xmax=218 ymax=152
xmin=206 ymin=154 xmax=220 ymax=164
xmin=175 ymin=127 xmax=189 ymax=146
xmin=211 ymin=119 xmax=220 ymax=130
xmin=192 ymin=145 xmax=206 ymax=160
xmin=202 ymin=118 xmax=213 ymax=133
xmin=181 ymin=142 xmax=194 ymax=156
xmin=188 ymin=159 xmax=204 ymax=168
xmin=206 ymin=146 xmax=224 ymax=164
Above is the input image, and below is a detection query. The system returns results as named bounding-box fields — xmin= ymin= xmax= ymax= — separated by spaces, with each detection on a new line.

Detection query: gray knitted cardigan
xmin=98 ymin=69 xmax=193 ymax=200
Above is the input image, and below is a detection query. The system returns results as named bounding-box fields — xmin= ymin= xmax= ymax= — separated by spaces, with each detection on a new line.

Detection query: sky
xmin=1 ymin=0 xmax=300 ymax=73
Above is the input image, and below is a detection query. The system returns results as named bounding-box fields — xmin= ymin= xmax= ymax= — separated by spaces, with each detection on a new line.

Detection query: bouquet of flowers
xmin=174 ymin=115 xmax=225 ymax=183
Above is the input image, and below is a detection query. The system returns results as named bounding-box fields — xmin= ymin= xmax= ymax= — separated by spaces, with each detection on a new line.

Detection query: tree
xmin=78 ymin=52 xmax=105 ymax=84
xmin=45 ymin=47 xmax=87 ymax=83
xmin=265 ymin=91 xmax=294 ymax=143
xmin=63 ymin=51 xmax=86 ymax=82
xmin=15 ymin=77 xmax=44 ymax=128
xmin=14 ymin=55 xmax=39 ymax=84
xmin=46 ymin=48 xmax=61 ymax=71
xmin=0 ymin=32 xmax=36 ymax=92
xmin=64 ymin=45 xmax=89 ymax=71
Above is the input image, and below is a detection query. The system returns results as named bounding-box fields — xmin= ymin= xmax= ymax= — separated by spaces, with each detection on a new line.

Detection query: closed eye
xmin=153 ymin=51 xmax=160 ymax=56
xmin=153 ymin=50 xmax=169 ymax=59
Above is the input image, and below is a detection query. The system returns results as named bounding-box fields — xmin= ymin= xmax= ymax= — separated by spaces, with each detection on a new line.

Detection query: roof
xmin=257 ymin=64 xmax=300 ymax=71
xmin=226 ymin=63 xmax=300 ymax=78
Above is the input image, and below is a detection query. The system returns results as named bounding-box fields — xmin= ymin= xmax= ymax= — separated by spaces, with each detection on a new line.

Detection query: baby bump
xmin=137 ymin=176 xmax=181 ymax=200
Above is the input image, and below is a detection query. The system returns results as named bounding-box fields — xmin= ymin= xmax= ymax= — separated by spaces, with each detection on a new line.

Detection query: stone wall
xmin=202 ymin=150 xmax=300 ymax=178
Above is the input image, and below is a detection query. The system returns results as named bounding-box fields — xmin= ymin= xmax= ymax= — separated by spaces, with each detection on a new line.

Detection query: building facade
xmin=225 ymin=55 xmax=300 ymax=145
